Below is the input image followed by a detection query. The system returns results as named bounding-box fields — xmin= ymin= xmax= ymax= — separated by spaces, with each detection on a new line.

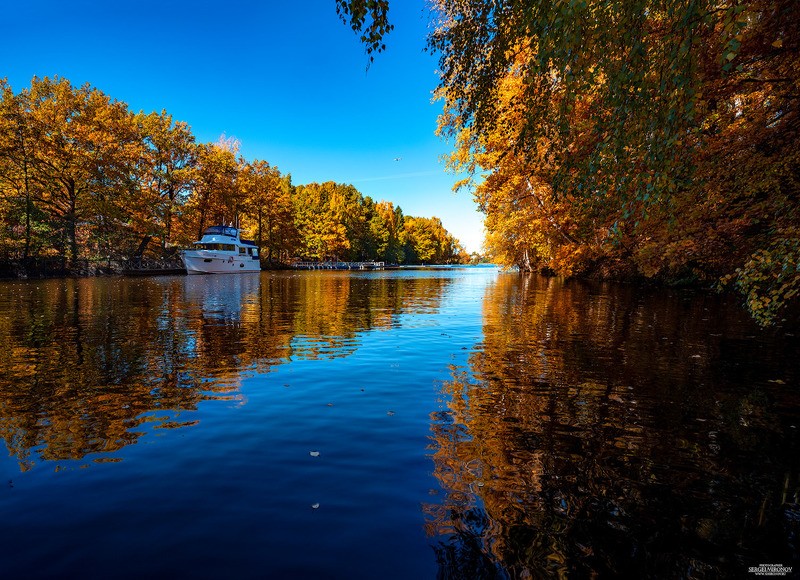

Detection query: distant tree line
xmin=0 ymin=76 xmax=467 ymax=271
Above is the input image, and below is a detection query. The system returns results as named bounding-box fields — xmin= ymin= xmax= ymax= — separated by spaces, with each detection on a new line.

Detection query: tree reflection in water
xmin=0 ymin=272 xmax=451 ymax=470
xmin=426 ymin=273 xmax=800 ymax=578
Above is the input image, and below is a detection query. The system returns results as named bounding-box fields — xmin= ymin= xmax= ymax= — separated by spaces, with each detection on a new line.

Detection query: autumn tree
xmin=439 ymin=0 xmax=799 ymax=321
xmin=338 ymin=0 xmax=798 ymax=321
xmin=402 ymin=215 xmax=462 ymax=264
xmin=0 ymin=80 xmax=40 ymax=259
xmin=1 ymin=74 xmax=468 ymax=272
xmin=136 ymin=110 xmax=197 ymax=253
xmin=292 ymin=182 xmax=353 ymax=260
xmin=369 ymin=200 xmax=405 ymax=263
xmin=2 ymin=77 xmax=143 ymax=264
xmin=440 ymin=46 xmax=593 ymax=274
xmin=239 ymin=160 xmax=297 ymax=264
xmin=183 ymin=137 xmax=242 ymax=241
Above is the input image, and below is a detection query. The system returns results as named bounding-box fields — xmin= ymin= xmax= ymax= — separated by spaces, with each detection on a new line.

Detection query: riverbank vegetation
xmin=339 ymin=0 xmax=798 ymax=324
xmin=0 ymin=77 xmax=467 ymax=275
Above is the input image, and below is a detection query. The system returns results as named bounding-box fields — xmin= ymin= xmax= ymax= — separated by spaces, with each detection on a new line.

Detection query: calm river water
xmin=0 ymin=268 xmax=798 ymax=578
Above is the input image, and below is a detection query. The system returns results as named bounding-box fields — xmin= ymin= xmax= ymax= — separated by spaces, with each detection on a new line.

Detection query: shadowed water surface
xmin=0 ymin=268 xmax=797 ymax=578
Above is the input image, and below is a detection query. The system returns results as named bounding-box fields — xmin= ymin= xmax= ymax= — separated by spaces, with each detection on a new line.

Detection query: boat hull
xmin=182 ymin=251 xmax=261 ymax=274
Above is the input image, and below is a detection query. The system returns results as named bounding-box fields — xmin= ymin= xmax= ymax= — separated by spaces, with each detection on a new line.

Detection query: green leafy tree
xmin=332 ymin=185 xmax=371 ymax=261
xmin=370 ymin=200 xmax=405 ymax=263
xmin=402 ymin=215 xmax=462 ymax=264
xmin=292 ymin=182 xmax=351 ymax=260
xmin=335 ymin=0 xmax=393 ymax=63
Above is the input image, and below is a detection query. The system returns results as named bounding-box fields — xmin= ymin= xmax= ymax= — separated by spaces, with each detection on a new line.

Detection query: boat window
xmin=239 ymin=247 xmax=246 ymax=255
xmin=196 ymin=243 xmax=236 ymax=251
xmin=202 ymin=226 xmax=239 ymax=238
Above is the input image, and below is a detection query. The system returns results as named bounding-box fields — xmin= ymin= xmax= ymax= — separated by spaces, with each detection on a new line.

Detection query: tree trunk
xmin=266 ymin=213 xmax=274 ymax=263
xmin=66 ymin=179 xmax=78 ymax=266
xmin=197 ymin=206 xmax=206 ymax=241
xmin=256 ymin=207 xmax=263 ymax=249
xmin=23 ymin=157 xmax=31 ymax=260
xmin=163 ymin=185 xmax=174 ymax=252
xmin=521 ymin=248 xmax=532 ymax=271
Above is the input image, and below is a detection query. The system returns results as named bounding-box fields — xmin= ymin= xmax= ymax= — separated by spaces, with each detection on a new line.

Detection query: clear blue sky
xmin=2 ymin=0 xmax=485 ymax=252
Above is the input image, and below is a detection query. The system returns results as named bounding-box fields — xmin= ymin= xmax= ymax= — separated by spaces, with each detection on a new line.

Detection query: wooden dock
xmin=122 ymin=256 xmax=186 ymax=276
xmin=292 ymin=261 xmax=385 ymax=271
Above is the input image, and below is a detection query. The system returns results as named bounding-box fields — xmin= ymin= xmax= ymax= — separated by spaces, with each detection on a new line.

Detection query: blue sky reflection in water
xmin=0 ymin=269 xmax=486 ymax=578
xmin=0 ymin=268 xmax=799 ymax=578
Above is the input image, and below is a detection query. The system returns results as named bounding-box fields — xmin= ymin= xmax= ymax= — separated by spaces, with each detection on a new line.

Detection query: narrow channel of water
xmin=0 ymin=268 xmax=796 ymax=578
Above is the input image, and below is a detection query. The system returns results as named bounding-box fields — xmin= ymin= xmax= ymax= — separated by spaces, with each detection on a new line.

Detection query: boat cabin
xmin=202 ymin=226 xmax=239 ymax=239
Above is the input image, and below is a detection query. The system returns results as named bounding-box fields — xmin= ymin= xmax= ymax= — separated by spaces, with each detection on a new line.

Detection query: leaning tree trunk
xmin=520 ymin=248 xmax=532 ymax=272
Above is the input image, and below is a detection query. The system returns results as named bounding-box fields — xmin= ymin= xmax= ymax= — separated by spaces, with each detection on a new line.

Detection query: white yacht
xmin=182 ymin=225 xmax=260 ymax=274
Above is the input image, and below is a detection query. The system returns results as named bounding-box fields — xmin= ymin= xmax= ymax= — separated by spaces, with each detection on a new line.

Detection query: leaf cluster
xmin=423 ymin=0 xmax=799 ymax=324
xmin=335 ymin=0 xmax=394 ymax=63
